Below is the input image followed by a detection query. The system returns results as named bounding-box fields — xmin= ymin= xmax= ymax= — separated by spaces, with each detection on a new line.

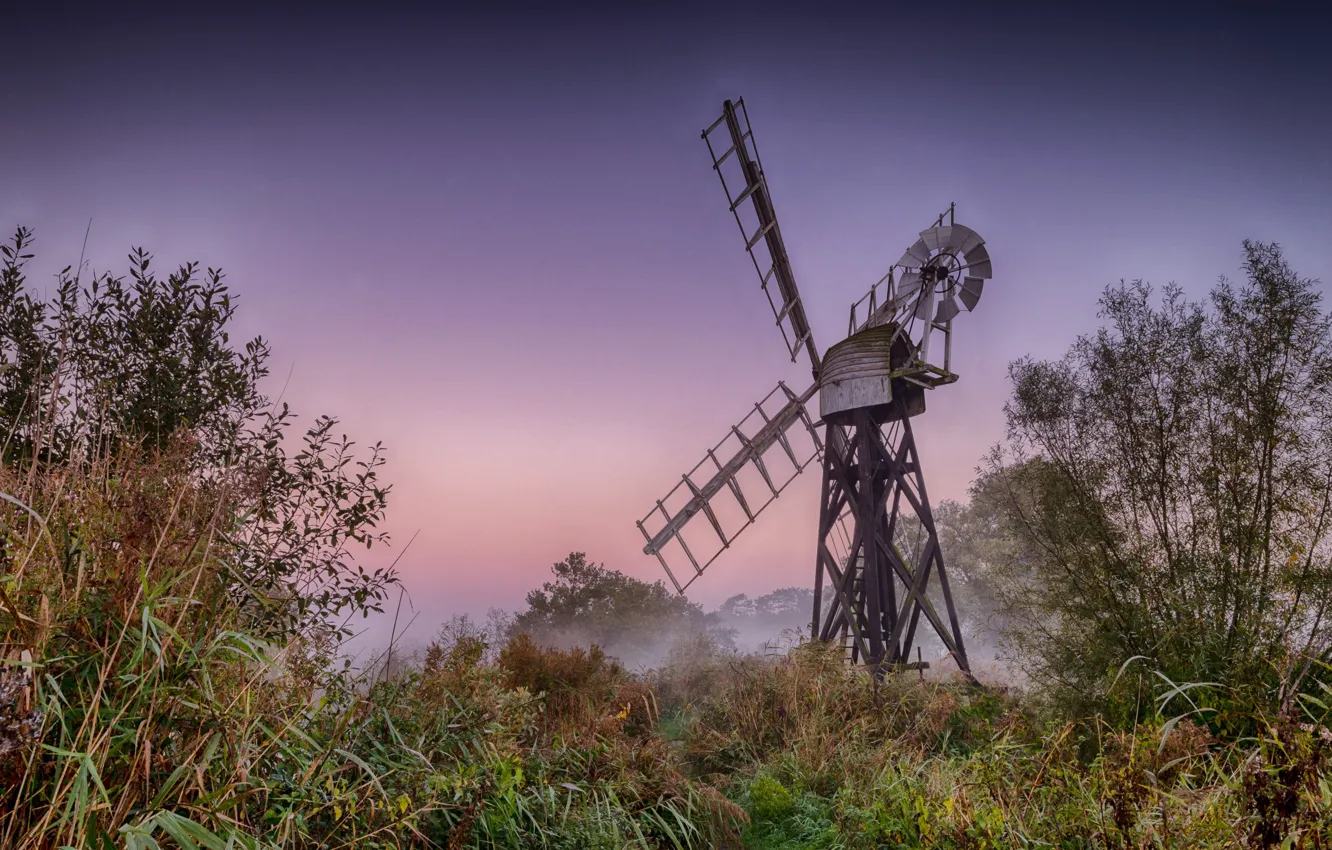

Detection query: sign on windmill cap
xmin=818 ymin=324 xmax=925 ymax=426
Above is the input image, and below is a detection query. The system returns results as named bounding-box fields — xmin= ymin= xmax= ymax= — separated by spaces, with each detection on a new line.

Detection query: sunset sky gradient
xmin=5 ymin=1 xmax=1331 ymax=646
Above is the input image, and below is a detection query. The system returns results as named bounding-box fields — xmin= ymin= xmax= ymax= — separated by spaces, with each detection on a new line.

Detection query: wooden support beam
xmin=809 ymin=398 xmax=973 ymax=678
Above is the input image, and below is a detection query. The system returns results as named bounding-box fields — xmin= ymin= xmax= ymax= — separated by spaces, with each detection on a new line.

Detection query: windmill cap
xmin=819 ymin=324 xmax=925 ymax=425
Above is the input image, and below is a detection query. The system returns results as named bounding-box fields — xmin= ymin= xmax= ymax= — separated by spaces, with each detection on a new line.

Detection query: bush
xmin=747 ymin=775 xmax=795 ymax=821
xmin=992 ymin=241 xmax=1332 ymax=723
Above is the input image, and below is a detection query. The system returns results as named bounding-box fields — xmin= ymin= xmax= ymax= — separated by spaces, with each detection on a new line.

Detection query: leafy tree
xmin=0 ymin=227 xmax=267 ymax=466
xmin=719 ymin=587 xmax=814 ymax=623
xmin=512 ymin=552 xmax=733 ymax=668
xmin=988 ymin=241 xmax=1332 ymax=717
xmin=933 ymin=470 xmax=1024 ymax=647
xmin=717 ymin=587 xmax=818 ymax=652
xmin=0 ymin=226 xmax=396 ymax=640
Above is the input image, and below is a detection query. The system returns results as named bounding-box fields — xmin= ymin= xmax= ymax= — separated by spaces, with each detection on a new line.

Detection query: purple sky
xmin=5 ymin=2 xmax=1331 ymax=646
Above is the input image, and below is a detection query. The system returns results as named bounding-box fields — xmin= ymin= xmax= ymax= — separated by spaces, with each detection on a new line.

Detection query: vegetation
xmin=0 ymin=227 xmax=266 ymax=467
xmin=511 ymin=553 xmax=732 ymax=669
xmin=3 ymin=228 xmax=1331 ymax=848
xmin=716 ymin=588 xmax=819 ymax=653
xmin=985 ymin=241 xmax=1332 ymax=724
xmin=0 ymin=440 xmax=736 ymax=847
xmin=666 ymin=644 xmax=1332 ymax=849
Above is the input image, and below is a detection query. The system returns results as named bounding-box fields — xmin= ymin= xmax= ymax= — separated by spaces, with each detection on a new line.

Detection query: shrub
xmin=747 ymin=774 xmax=795 ymax=821
xmin=992 ymin=241 xmax=1332 ymax=723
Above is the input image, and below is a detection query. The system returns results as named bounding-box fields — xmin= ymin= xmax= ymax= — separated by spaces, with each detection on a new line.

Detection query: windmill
xmin=635 ymin=98 xmax=993 ymax=677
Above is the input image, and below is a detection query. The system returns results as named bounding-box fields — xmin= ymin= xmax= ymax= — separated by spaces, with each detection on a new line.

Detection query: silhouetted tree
xmin=988 ymin=241 xmax=1332 ymax=719
xmin=0 ymin=226 xmax=397 ymax=641
xmin=512 ymin=552 xmax=733 ymax=667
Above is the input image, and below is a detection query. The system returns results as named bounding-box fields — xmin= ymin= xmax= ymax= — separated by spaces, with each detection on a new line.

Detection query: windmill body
xmin=636 ymin=99 xmax=993 ymax=677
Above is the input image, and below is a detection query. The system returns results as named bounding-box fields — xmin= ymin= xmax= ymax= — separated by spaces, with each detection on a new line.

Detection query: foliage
xmin=499 ymin=633 xmax=652 ymax=735
xmin=746 ymin=775 xmax=795 ymax=821
xmin=988 ymin=241 xmax=1332 ymax=720
xmin=6 ymin=224 xmax=1331 ymax=848
xmin=0 ymin=227 xmax=268 ymax=466
xmin=717 ymin=588 xmax=817 ymax=653
xmin=0 ymin=438 xmax=391 ymax=848
xmin=3 ymin=438 xmax=1330 ymax=849
xmin=662 ymin=644 xmax=1332 ymax=849
xmin=649 ymin=629 xmax=739 ymax=715
xmin=0 ymin=429 xmax=742 ymax=848
xmin=933 ymin=475 xmax=1015 ymax=646
xmin=0 ymin=228 xmax=395 ymax=640
xmin=0 ymin=228 xmax=746 ymax=848
xmin=224 ymin=406 xmax=396 ymax=641
xmin=511 ymin=552 xmax=734 ymax=668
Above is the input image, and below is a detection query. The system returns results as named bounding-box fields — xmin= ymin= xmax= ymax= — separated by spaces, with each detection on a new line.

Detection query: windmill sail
xmin=637 ymin=381 xmax=822 ymax=592
xmin=703 ymin=99 xmax=820 ymax=372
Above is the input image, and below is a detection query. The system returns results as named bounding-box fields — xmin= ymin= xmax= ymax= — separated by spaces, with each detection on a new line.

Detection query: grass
xmin=655 ymin=643 xmax=1332 ymax=849
xmin=0 ymin=439 xmax=739 ymax=848
xmin=3 ymin=440 xmax=1332 ymax=848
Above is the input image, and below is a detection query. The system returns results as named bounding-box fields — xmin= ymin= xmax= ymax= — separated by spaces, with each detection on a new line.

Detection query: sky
xmin=4 ymin=1 xmax=1331 ymax=647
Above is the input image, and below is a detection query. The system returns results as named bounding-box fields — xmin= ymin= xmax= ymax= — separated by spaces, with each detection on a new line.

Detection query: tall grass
xmin=0 ymin=436 xmax=740 ymax=848
xmin=2 ymin=408 xmax=1329 ymax=848
xmin=0 ymin=438 xmax=406 ymax=848
xmin=654 ymin=644 xmax=1332 ymax=849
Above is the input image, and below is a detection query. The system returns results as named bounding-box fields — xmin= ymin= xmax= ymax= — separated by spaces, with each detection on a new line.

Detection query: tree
xmin=988 ymin=241 xmax=1332 ymax=718
xmin=933 ymin=471 xmax=1020 ymax=648
xmin=511 ymin=553 xmax=733 ymax=668
xmin=717 ymin=587 xmax=817 ymax=652
xmin=0 ymin=226 xmax=397 ymax=641
xmin=718 ymin=587 xmax=814 ymax=623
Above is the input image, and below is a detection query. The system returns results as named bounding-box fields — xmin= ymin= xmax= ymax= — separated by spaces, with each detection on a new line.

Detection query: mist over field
xmin=4 ymin=1 xmax=1332 ymax=847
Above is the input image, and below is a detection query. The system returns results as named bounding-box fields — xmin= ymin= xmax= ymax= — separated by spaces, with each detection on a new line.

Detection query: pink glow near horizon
xmin=4 ymin=9 xmax=1330 ymax=649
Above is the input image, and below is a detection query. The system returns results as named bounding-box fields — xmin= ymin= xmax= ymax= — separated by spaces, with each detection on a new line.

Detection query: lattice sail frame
xmin=637 ymin=381 xmax=823 ymax=592
xmin=701 ymin=99 xmax=821 ymax=372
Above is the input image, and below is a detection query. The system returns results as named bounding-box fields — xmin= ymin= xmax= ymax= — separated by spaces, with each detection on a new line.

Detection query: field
xmin=1 ymin=446 xmax=1329 ymax=848
xmin=4 ymin=232 xmax=1332 ymax=847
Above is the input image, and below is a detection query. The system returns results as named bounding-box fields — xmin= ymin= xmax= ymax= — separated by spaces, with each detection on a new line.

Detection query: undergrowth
xmin=0 ymin=441 xmax=742 ymax=848
xmin=2 ymin=227 xmax=1330 ymax=848
xmin=650 ymin=641 xmax=1332 ymax=849
xmin=4 ymin=441 xmax=1332 ymax=847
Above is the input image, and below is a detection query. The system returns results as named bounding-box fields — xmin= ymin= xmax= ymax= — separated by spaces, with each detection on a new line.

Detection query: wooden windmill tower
xmin=635 ymin=99 xmax=994 ymax=677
